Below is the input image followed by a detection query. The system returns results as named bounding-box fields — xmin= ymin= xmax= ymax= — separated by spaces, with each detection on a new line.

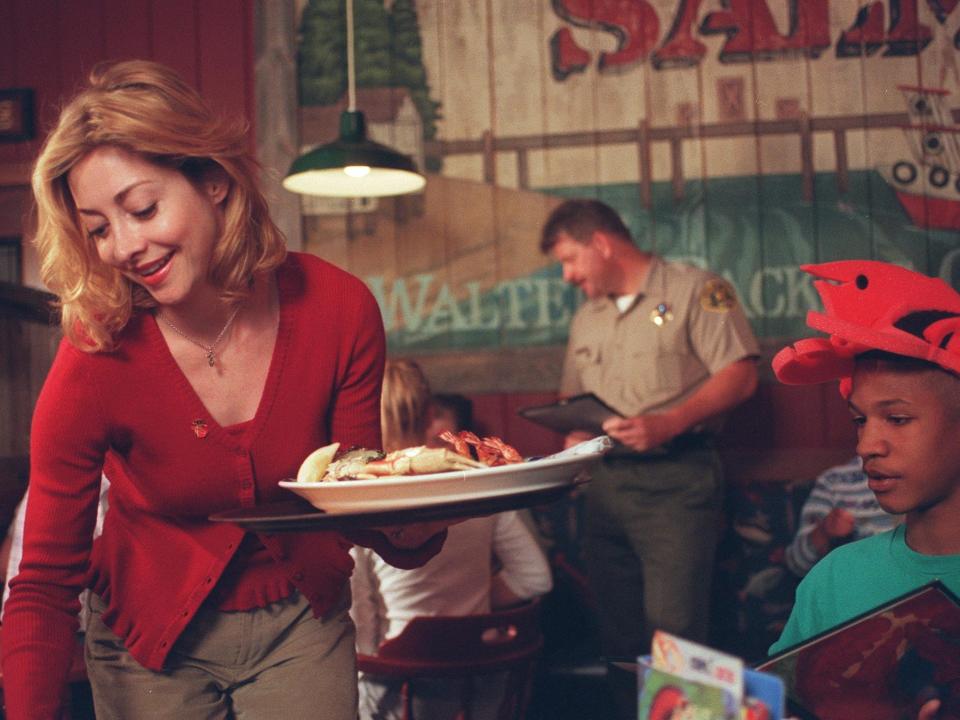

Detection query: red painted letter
xmin=552 ymin=0 xmax=661 ymax=71
xmin=550 ymin=27 xmax=592 ymax=79
xmin=701 ymin=0 xmax=831 ymax=61
xmin=837 ymin=2 xmax=886 ymax=56
xmin=885 ymin=0 xmax=933 ymax=55
xmin=653 ymin=0 xmax=708 ymax=68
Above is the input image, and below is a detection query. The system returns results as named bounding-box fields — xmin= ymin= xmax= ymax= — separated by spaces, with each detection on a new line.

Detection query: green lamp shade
xmin=283 ymin=110 xmax=426 ymax=198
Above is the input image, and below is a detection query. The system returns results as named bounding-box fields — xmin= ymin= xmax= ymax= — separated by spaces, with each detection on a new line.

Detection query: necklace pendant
xmin=207 ymin=350 xmax=216 ymax=367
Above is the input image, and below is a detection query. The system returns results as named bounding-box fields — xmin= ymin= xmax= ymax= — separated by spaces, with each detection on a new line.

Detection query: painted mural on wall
xmin=293 ymin=0 xmax=960 ymax=353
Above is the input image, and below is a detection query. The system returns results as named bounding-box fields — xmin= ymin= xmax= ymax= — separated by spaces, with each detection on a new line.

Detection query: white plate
xmin=280 ymin=436 xmax=612 ymax=513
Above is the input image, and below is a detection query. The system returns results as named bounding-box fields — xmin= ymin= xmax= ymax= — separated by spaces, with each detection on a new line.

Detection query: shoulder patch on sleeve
xmin=699 ymin=278 xmax=738 ymax=312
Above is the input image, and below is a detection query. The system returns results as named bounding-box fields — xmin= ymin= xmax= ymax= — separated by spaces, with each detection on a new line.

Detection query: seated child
xmin=425 ymin=392 xmax=475 ymax=447
xmin=784 ymin=456 xmax=899 ymax=577
xmin=351 ymin=360 xmax=553 ymax=720
xmin=768 ymin=260 xmax=960 ymax=720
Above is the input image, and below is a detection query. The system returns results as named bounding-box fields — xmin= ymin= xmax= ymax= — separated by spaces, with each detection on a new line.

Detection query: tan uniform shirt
xmin=560 ymin=256 xmax=759 ymax=421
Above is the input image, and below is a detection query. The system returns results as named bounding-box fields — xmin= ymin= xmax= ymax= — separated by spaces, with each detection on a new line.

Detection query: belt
xmin=607 ymin=432 xmax=714 ymax=459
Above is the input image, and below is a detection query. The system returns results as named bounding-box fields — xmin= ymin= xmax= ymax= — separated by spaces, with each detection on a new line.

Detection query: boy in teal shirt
xmin=768 ymin=260 xmax=960 ymax=720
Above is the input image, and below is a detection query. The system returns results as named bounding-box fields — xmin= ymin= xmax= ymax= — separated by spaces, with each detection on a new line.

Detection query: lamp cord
xmin=346 ymin=0 xmax=356 ymax=112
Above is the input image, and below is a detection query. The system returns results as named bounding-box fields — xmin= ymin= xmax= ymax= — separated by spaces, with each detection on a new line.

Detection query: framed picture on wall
xmin=0 ymin=89 xmax=35 ymax=142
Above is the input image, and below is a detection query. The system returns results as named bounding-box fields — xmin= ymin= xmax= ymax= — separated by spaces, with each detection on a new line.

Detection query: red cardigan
xmin=1 ymin=252 xmax=441 ymax=719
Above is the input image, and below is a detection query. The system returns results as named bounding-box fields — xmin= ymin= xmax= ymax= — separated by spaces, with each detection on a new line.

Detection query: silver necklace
xmin=158 ymin=305 xmax=241 ymax=368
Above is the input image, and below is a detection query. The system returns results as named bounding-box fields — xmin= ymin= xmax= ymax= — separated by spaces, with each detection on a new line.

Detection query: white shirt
xmin=349 ymin=511 xmax=553 ymax=655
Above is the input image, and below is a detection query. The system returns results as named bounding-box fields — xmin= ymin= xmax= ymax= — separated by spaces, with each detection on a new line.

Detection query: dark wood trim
xmin=402 ymin=345 xmax=565 ymax=394
xmin=0 ymin=162 xmax=31 ymax=187
xmin=396 ymin=337 xmax=790 ymax=394
xmin=424 ymin=111 xmax=913 ymax=156
xmin=833 ymin=128 xmax=849 ymax=195
xmin=638 ymin=120 xmax=652 ymax=209
xmin=720 ymin=447 xmax=854 ymax=485
xmin=0 ymin=281 xmax=57 ymax=325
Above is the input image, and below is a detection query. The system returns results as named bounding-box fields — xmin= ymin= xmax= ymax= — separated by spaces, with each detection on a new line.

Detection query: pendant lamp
xmin=283 ymin=0 xmax=426 ymax=198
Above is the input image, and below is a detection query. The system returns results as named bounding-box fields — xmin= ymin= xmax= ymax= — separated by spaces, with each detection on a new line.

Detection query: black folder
xmin=518 ymin=393 xmax=623 ymax=435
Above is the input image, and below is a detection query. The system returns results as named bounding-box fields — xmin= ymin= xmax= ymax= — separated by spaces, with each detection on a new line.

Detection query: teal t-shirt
xmin=769 ymin=525 xmax=960 ymax=656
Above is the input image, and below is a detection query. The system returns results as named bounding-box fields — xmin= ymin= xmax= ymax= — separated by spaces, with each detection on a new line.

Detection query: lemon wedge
xmin=296 ymin=442 xmax=341 ymax=483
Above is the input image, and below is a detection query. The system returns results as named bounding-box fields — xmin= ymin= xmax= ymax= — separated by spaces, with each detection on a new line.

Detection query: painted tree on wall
xmin=389 ymin=0 xmax=442 ymax=143
xmin=297 ymin=0 xmax=345 ymax=105
xmin=297 ymin=0 xmax=441 ymax=145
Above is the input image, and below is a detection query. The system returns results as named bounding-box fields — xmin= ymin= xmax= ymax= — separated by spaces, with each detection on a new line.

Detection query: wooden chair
xmin=356 ymin=599 xmax=543 ymax=720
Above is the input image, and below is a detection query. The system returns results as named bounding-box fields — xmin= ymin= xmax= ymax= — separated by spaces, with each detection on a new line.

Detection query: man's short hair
xmin=540 ymin=199 xmax=632 ymax=253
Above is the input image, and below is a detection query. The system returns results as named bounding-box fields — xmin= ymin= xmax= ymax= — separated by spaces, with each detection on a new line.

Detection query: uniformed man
xmin=540 ymin=199 xmax=760 ymax=669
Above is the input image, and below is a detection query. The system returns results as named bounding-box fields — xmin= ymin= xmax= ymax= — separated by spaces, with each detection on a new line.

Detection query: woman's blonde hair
xmin=32 ymin=59 xmax=287 ymax=351
xmin=381 ymin=359 xmax=432 ymax=453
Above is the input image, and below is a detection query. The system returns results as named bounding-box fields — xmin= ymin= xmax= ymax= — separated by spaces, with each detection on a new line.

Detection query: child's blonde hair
xmin=381 ymin=359 xmax=432 ymax=453
xmin=32 ymin=59 xmax=286 ymax=351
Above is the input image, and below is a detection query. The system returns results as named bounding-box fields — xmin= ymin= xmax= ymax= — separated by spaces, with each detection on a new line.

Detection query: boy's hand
xmin=809 ymin=508 xmax=857 ymax=558
xmin=820 ymin=508 xmax=856 ymax=539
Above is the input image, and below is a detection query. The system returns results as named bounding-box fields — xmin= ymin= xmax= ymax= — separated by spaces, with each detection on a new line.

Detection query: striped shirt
xmin=785 ymin=457 xmax=900 ymax=577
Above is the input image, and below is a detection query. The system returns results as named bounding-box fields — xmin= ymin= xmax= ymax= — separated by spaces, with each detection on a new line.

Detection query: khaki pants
xmin=85 ymin=590 xmax=358 ymax=720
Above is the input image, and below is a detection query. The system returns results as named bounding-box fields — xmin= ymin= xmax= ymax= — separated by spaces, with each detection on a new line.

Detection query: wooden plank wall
xmin=0 ymin=283 xmax=59 ymax=532
xmin=0 ymin=0 xmax=255 ymax=171
xmin=294 ymin=0 xmax=915 ymax=481
xmin=1 ymin=0 xmax=933 ymax=492
xmin=0 ymin=1 xmax=256 ymax=531
xmin=458 ymin=358 xmax=857 ymax=484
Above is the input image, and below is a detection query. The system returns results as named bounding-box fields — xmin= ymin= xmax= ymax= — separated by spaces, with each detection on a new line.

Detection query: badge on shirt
xmin=699 ymin=279 xmax=738 ymax=312
xmin=650 ymin=303 xmax=673 ymax=326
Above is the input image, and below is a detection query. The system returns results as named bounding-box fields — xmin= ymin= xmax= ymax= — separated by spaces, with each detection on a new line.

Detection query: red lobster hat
xmin=772 ymin=260 xmax=960 ymax=397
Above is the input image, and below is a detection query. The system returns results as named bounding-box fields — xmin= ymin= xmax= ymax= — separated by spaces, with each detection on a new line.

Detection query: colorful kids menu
xmin=637 ymin=631 xmax=785 ymax=720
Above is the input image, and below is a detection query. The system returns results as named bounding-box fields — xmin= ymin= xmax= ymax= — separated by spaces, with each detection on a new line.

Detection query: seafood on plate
xmin=438 ymin=430 xmax=523 ymax=466
xmin=294 ymin=431 xmax=523 ymax=483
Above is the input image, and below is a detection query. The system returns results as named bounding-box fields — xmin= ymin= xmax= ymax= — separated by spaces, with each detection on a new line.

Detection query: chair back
xmin=356 ymin=599 xmax=543 ymax=720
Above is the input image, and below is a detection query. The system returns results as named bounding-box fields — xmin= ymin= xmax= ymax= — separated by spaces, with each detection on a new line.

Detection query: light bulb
xmin=344 ymin=165 xmax=371 ymax=178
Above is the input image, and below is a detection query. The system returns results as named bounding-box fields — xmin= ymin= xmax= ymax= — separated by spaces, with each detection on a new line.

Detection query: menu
xmin=517 ymin=392 xmax=623 ymax=435
xmin=757 ymin=581 xmax=960 ymax=720
xmin=633 ymin=630 xmax=785 ymax=720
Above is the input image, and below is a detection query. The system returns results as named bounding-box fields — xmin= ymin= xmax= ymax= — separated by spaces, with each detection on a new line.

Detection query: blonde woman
xmin=2 ymin=60 xmax=445 ymax=720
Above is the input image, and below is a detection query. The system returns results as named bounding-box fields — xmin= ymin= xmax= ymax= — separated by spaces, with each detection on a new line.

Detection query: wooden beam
xmin=799 ymin=114 xmax=814 ymax=202
xmin=0 ymin=281 xmax=57 ymax=325
xmin=0 ymin=163 xmax=31 ymax=188
xmin=406 ymin=346 xmax=565 ymax=394
xmin=670 ymin=137 xmax=684 ymax=201
xmin=638 ymin=120 xmax=652 ymax=210
xmin=516 ymin=148 xmax=529 ymax=190
xmin=833 ymin=129 xmax=849 ymax=195
xmin=482 ymin=130 xmax=496 ymax=184
xmin=424 ymin=111 xmax=912 ymax=157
